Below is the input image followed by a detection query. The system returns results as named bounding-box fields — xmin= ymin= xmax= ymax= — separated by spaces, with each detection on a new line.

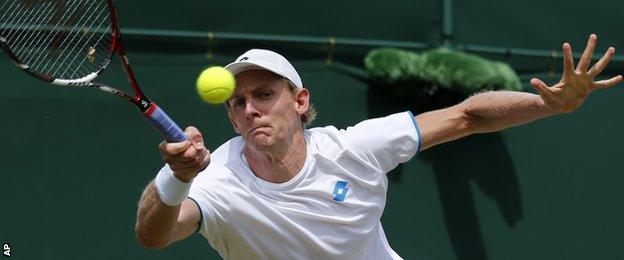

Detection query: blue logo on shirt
xmin=333 ymin=181 xmax=349 ymax=202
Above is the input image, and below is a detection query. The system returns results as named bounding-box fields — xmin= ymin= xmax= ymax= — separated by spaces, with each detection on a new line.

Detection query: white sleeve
xmin=183 ymin=137 xmax=238 ymax=236
xmin=338 ymin=111 xmax=421 ymax=173
xmin=186 ymin=166 xmax=232 ymax=247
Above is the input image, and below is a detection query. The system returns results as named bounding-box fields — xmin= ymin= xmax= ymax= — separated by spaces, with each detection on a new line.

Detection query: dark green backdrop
xmin=1 ymin=0 xmax=623 ymax=259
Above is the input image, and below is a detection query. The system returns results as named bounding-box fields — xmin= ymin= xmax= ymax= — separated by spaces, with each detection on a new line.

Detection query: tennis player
xmin=135 ymin=34 xmax=621 ymax=259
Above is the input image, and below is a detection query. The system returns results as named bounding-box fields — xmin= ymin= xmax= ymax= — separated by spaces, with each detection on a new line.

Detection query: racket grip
xmin=144 ymin=103 xmax=187 ymax=142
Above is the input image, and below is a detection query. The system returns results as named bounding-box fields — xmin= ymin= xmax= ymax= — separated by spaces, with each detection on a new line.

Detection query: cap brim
xmin=224 ymin=60 xmax=289 ymax=79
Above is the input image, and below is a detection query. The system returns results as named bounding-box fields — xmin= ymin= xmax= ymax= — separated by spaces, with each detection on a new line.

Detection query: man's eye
xmin=233 ymin=99 xmax=245 ymax=106
xmin=260 ymin=91 xmax=273 ymax=98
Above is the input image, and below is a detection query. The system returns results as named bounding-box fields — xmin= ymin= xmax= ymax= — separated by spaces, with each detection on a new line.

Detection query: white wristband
xmin=154 ymin=165 xmax=192 ymax=206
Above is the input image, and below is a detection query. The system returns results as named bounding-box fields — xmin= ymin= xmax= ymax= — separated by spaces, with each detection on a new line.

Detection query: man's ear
xmin=294 ymin=88 xmax=310 ymax=116
xmin=227 ymin=111 xmax=241 ymax=134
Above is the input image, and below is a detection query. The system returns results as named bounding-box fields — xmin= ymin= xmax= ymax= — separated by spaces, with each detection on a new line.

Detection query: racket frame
xmin=0 ymin=0 xmax=186 ymax=142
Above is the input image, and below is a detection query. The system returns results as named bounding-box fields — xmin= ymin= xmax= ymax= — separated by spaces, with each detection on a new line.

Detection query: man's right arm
xmin=135 ymin=126 xmax=210 ymax=249
xmin=135 ymin=182 xmax=201 ymax=248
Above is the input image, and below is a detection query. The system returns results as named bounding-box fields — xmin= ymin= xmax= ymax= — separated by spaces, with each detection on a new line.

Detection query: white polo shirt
xmin=173 ymin=111 xmax=421 ymax=259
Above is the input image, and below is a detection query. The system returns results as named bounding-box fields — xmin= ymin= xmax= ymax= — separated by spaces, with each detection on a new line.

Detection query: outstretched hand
xmin=530 ymin=34 xmax=623 ymax=113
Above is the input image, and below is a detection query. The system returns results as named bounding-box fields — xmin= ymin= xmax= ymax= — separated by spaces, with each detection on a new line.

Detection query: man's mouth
xmin=248 ymin=126 xmax=270 ymax=135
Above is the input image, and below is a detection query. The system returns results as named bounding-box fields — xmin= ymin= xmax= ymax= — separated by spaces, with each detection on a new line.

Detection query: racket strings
xmin=47 ymin=1 xmax=107 ymax=76
xmin=3 ymin=1 xmax=74 ymax=59
xmin=35 ymin=1 xmax=111 ymax=78
xmin=0 ymin=0 xmax=113 ymax=81
xmin=2 ymin=1 xmax=79 ymax=70
xmin=25 ymin=0 xmax=88 ymax=71
xmin=55 ymin=4 xmax=111 ymax=78
xmin=8 ymin=3 xmax=57 ymax=63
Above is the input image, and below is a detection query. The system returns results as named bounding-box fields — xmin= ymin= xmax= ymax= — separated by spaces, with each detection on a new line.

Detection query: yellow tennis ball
xmin=196 ymin=66 xmax=235 ymax=104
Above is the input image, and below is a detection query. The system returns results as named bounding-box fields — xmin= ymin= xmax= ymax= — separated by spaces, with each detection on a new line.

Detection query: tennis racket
xmin=0 ymin=0 xmax=186 ymax=142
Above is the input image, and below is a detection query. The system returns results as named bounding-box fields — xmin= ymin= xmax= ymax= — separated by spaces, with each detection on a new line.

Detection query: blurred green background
xmin=1 ymin=0 xmax=623 ymax=259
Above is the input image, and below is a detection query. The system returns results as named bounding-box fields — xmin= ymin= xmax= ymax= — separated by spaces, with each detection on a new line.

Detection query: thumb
xmin=185 ymin=126 xmax=205 ymax=150
xmin=158 ymin=139 xmax=191 ymax=155
xmin=530 ymin=78 xmax=554 ymax=99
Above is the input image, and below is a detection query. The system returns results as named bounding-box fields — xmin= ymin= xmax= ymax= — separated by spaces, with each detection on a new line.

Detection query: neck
xmin=244 ymin=131 xmax=307 ymax=183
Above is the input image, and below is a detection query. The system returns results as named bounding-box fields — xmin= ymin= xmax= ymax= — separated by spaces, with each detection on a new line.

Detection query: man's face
xmin=227 ymin=69 xmax=308 ymax=152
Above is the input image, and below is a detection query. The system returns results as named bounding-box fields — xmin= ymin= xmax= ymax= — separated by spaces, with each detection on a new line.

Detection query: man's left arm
xmin=415 ymin=34 xmax=623 ymax=152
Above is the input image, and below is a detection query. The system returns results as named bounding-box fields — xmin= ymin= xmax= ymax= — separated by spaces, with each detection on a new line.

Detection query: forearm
xmin=463 ymin=91 xmax=559 ymax=133
xmin=135 ymin=181 xmax=180 ymax=249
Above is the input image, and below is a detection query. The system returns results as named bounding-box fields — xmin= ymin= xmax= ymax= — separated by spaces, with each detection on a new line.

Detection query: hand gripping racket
xmin=0 ymin=0 xmax=186 ymax=142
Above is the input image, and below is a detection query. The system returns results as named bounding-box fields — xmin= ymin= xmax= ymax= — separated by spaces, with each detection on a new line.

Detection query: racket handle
xmin=144 ymin=103 xmax=187 ymax=142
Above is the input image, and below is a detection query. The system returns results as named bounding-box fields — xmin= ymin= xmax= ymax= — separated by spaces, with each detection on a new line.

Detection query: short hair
xmin=284 ymin=79 xmax=317 ymax=129
xmin=224 ymin=77 xmax=317 ymax=129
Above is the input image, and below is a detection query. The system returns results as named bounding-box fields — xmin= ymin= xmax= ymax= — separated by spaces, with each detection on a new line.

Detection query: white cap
xmin=224 ymin=49 xmax=303 ymax=88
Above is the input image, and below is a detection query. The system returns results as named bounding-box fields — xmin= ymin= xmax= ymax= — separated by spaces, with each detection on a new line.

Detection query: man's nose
xmin=244 ymin=99 xmax=261 ymax=119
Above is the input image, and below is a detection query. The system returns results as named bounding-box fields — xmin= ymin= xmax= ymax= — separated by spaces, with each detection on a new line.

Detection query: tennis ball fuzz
xmin=196 ymin=66 xmax=235 ymax=104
